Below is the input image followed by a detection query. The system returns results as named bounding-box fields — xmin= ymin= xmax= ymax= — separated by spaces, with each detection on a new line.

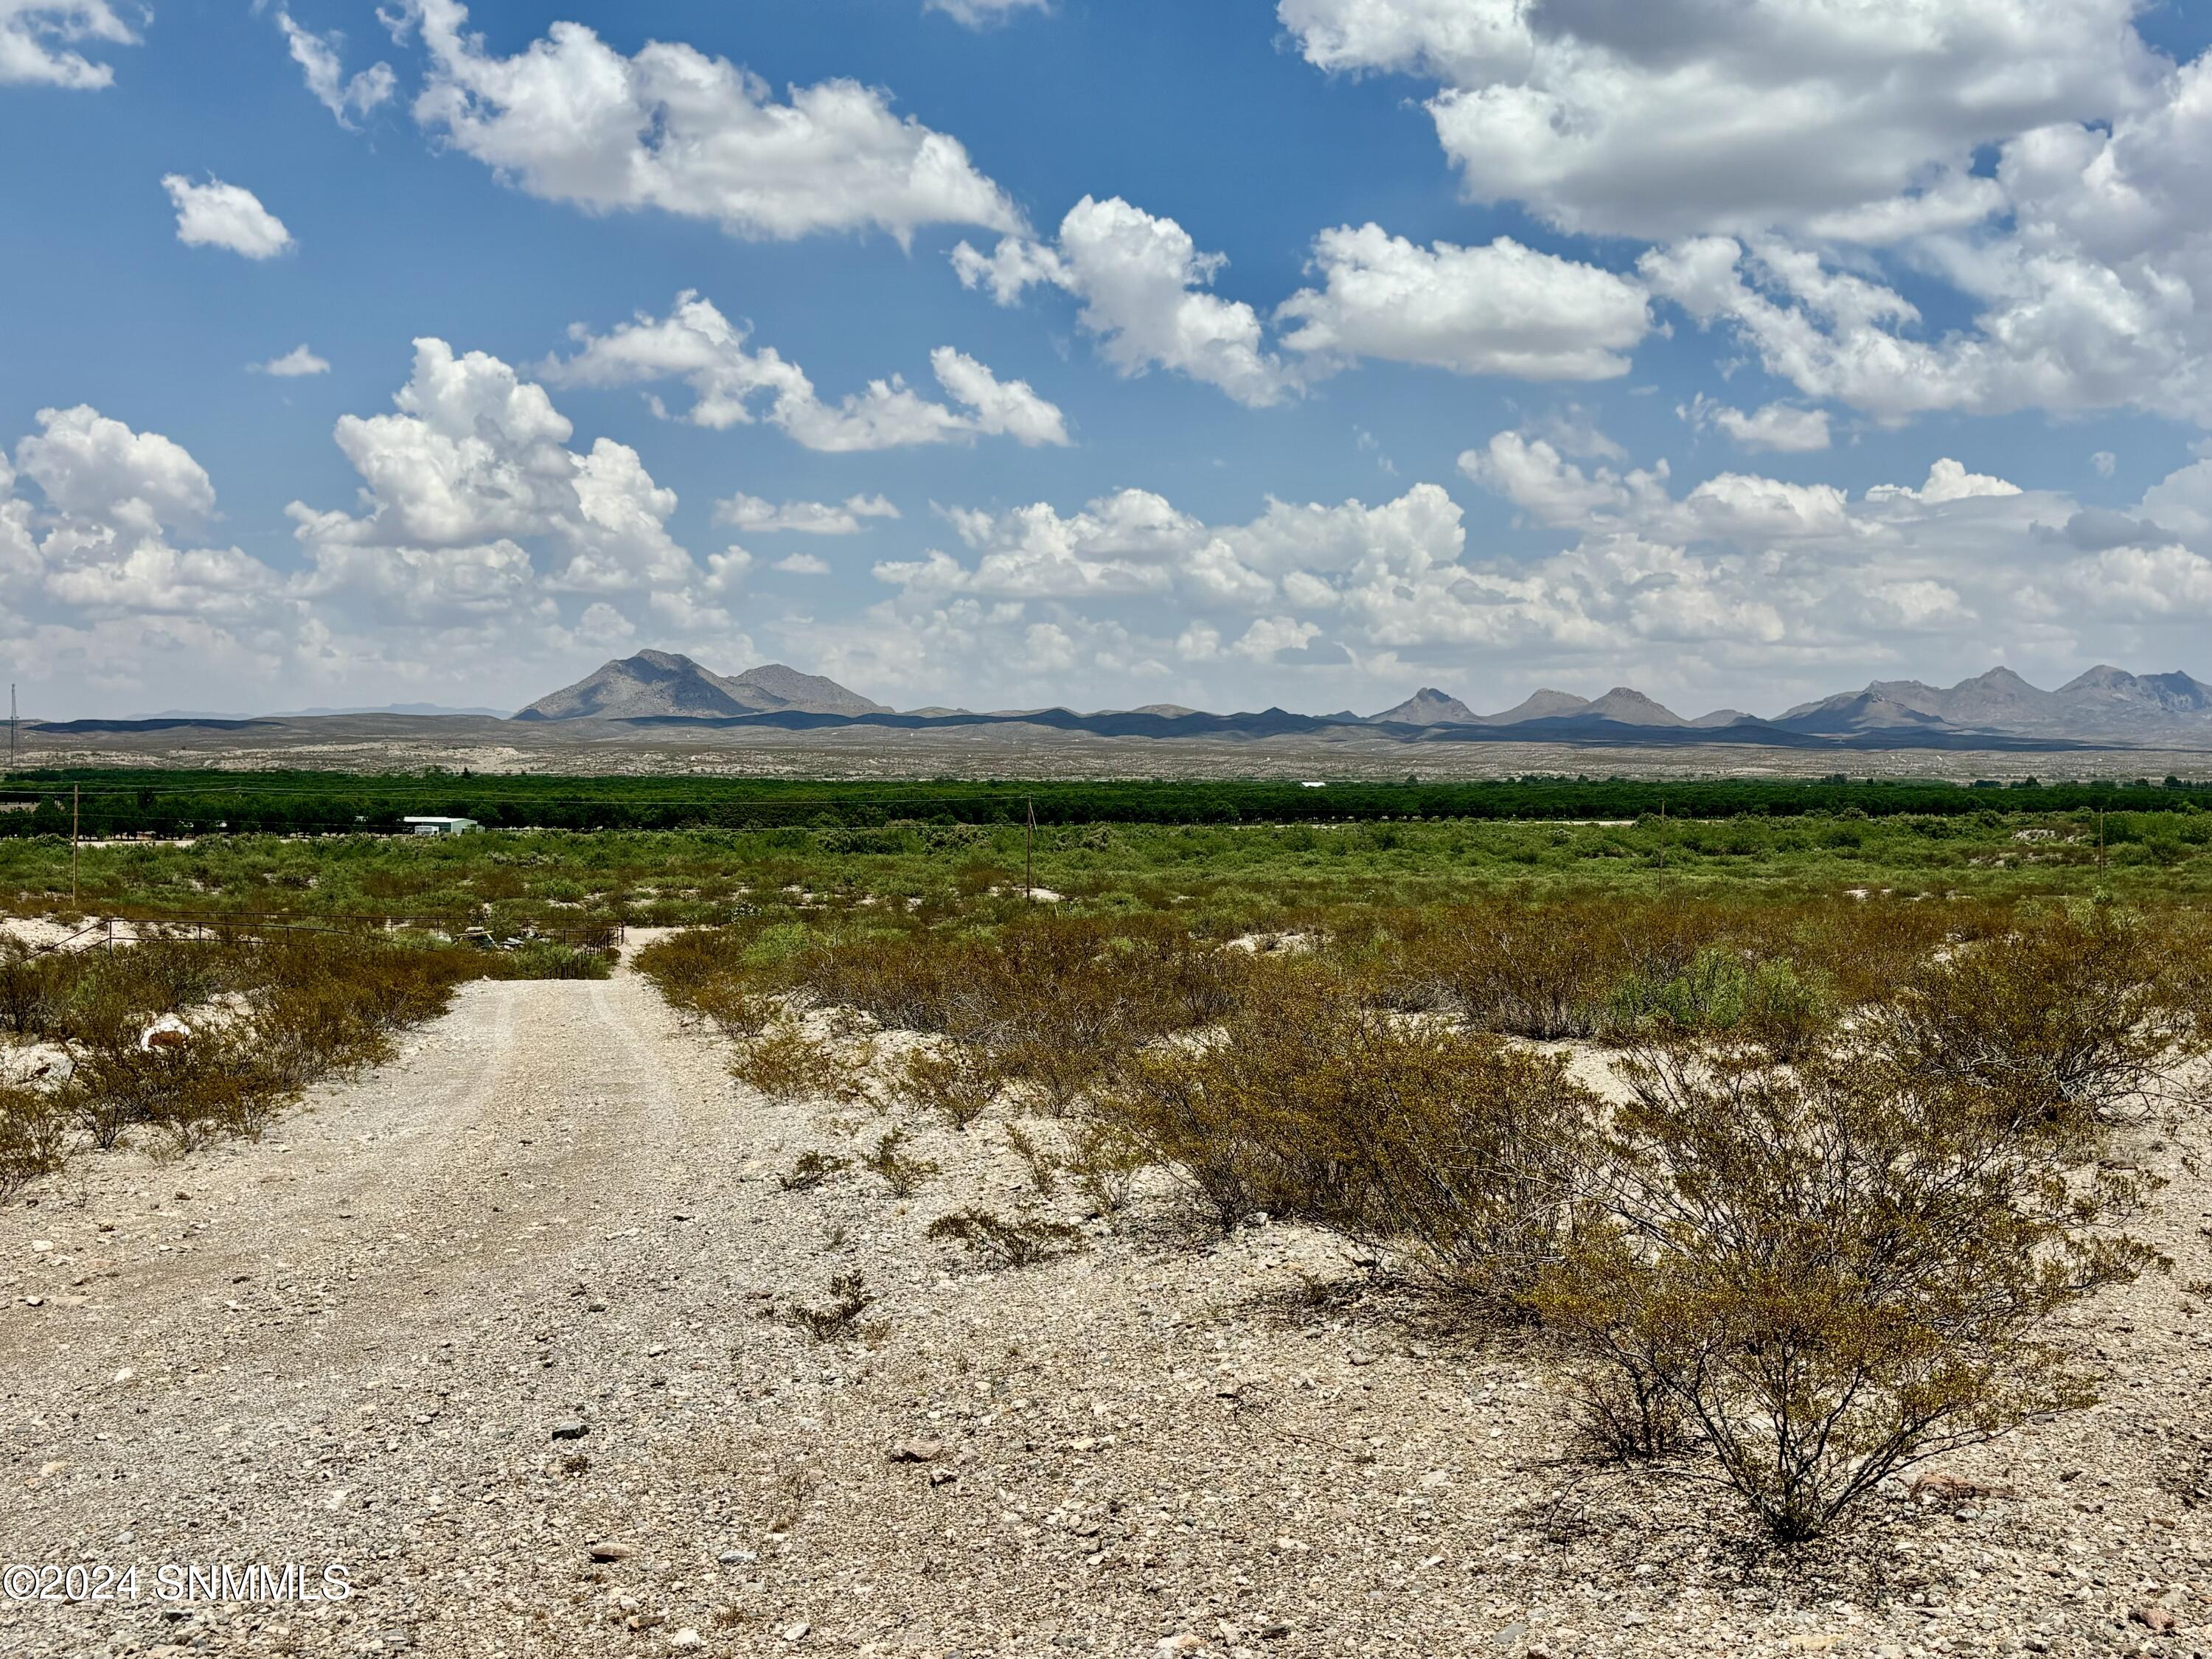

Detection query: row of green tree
xmin=2 ymin=768 xmax=2208 ymax=838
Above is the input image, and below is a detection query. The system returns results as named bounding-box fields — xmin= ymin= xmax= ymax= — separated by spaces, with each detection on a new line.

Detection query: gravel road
xmin=4 ymin=956 xmax=2211 ymax=1659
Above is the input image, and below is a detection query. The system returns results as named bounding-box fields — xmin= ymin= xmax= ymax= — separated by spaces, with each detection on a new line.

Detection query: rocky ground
xmin=2 ymin=948 xmax=2210 ymax=1659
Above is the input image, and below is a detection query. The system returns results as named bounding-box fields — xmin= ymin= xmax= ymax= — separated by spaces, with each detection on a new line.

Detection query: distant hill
xmin=1582 ymin=687 xmax=1689 ymax=727
xmin=1480 ymin=689 xmax=1590 ymax=725
xmin=66 ymin=658 xmax=2212 ymax=752
xmin=515 ymin=651 xmax=888 ymax=722
xmin=1368 ymin=688 xmax=1479 ymax=726
xmin=1777 ymin=665 xmax=2212 ymax=739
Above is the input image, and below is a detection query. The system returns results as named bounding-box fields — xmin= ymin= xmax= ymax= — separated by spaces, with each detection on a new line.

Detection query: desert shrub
xmin=1604 ymin=946 xmax=1751 ymax=1037
xmin=634 ymin=927 xmax=738 ymax=1012
xmin=645 ymin=912 xmax=1253 ymax=1112
xmin=735 ymin=1020 xmax=849 ymax=1101
xmin=1102 ymin=963 xmax=1599 ymax=1307
xmin=780 ymin=1151 xmax=852 ymax=1192
xmin=1359 ymin=894 xmax=1992 ymax=1044
xmin=0 ymin=941 xmax=63 ymax=1038
xmin=898 ymin=1039 xmax=1001 ymax=1130
xmin=1538 ymin=1043 xmax=2152 ymax=1542
xmin=1097 ymin=1037 xmax=1310 ymax=1234
xmin=1865 ymin=905 xmax=2198 ymax=1127
xmin=0 ymin=1085 xmax=67 ymax=1199
xmin=787 ymin=1271 xmax=877 ymax=1342
xmin=1604 ymin=949 xmax=1838 ymax=1057
xmin=1371 ymin=900 xmax=1615 ymax=1038
xmin=60 ymin=1023 xmax=275 ymax=1152
xmin=31 ymin=934 xmax=504 ymax=1155
xmin=926 ymin=1206 xmax=1086 ymax=1269
xmin=1065 ymin=1117 xmax=1147 ymax=1218
xmin=860 ymin=1126 xmax=936 ymax=1197
xmin=1002 ymin=1121 xmax=1062 ymax=1197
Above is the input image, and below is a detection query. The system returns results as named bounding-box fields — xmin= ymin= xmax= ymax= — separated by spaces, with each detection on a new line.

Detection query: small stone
xmin=588 ymin=1542 xmax=633 ymax=1562
xmin=21 ymin=1296 xmax=42 ymax=1308
xmin=112 ymin=1367 xmax=135 ymax=1385
xmin=586 ymin=1299 xmax=609 ymax=1314
xmin=1157 ymin=1638 xmax=1202 ymax=1656
xmin=1347 ymin=1350 xmax=1380 ymax=1368
xmin=782 ymin=1621 xmax=810 ymax=1644
xmin=717 ymin=1548 xmax=758 ymax=1565
xmin=1259 ymin=1624 xmax=1291 ymax=1641
xmin=888 ymin=1439 xmax=947 ymax=1464
xmin=669 ymin=1630 xmax=706 ymax=1652
xmin=552 ymin=1419 xmax=589 ymax=1441
xmin=2132 ymin=1607 xmax=2180 ymax=1634
xmin=30 ymin=1239 xmax=52 ymax=1253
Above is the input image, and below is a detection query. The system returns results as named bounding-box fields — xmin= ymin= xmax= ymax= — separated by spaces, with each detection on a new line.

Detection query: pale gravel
xmin=1 ymin=952 xmax=2208 ymax=1659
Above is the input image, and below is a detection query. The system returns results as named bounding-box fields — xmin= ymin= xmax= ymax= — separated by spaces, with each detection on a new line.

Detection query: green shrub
xmin=0 ymin=1085 xmax=67 ymax=1198
xmin=1537 ymin=1043 xmax=2153 ymax=1543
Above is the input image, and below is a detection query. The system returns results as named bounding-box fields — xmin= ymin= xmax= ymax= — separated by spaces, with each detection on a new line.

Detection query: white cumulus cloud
xmin=4 ymin=406 xmax=291 ymax=630
xmin=0 ymin=1 xmax=137 ymax=88
xmin=1277 ymin=0 xmax=2160 ymax=243
xmin=251 ymin=344 xmax=332 ymax=378
xmin=547 ymin=292 xmax=1069 ymax=451
xmin=1276 ymin=225 xmax=1652 ymax=380
xmin=163 ymin=175 xmax=294 ymax=260
xmin=956 ymin=196 xmax=1301 ymax=408
xmin=717 ymin=493 xmax=901 ymax=535
xmin=274 ymin=7 xmax=394 ymax=127
xmin=287 ymin=337 xmax=698 ymax=604
xmin=1680 ymin=395 xmax=1832 ymax=453
xmin=397 ymin=0 xmax=1021 ymax=244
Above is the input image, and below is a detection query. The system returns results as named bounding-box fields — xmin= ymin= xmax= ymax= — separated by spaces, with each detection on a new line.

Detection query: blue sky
xmin=4 ymin=0 xmax=2212 ymax=717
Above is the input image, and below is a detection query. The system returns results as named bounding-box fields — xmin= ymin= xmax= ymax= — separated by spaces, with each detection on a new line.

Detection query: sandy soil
xmin=3 ymin=957 xmax=2209 ymax=1659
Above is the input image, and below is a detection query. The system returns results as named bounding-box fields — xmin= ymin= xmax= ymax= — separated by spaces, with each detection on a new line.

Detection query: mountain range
xmin=513 ymin=651 xmax=891 ymax=722
xmin=497 ymin=653 xmax=2212 ymax=750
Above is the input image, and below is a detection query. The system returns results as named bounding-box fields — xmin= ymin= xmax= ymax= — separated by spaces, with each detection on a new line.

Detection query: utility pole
xmin=1025 ymin=796 xmax=1036 ymax=902
xmin=2098 ymin=808 xmax=2107 ymax=872
xmin=72 ymin=784 xmax=80 ymax=909
xmin=7 ymin=682 xmax=15 ymax=773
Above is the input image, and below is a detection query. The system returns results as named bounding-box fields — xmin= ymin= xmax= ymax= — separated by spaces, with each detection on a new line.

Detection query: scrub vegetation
xmin=0 ymin=930 xmax=611 ymax=1197
xmin=7 ymin=771 xmax=2211 ymax=1547
xmin=641 ymin=891 xmax=2205 ymax=1545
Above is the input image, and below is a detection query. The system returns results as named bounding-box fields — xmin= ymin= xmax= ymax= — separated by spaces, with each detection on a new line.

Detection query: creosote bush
xmin=779 ymin=1151 xmax=851 ymax=1192
xmin=1100 ymin=961 xmax=1599 ymax=1314
xmin=0 ymin=1085 xmax=66 ymax=1200
xmin=926 ymin=1207 xmax=1086 ymax=1270
xmin=1867 ymin=904 xmax=2202 ymax=1127
xmin=860 ymin=1126 xmax=936 ymax=1197
xmin=1537 ymin=1043 xmax=2155 ymax=1542
xmin=787 ymin=1272 xmax=877 ymax=1342
xmin=898 ymin=1040 xmax=1001 ymax=1130
xmin=641 ymin=891 xmax=2199 ymax=1546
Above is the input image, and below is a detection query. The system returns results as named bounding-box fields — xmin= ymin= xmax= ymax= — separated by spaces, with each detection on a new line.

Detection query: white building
xmin=403 ymin=815 xmax=481 ymax=837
